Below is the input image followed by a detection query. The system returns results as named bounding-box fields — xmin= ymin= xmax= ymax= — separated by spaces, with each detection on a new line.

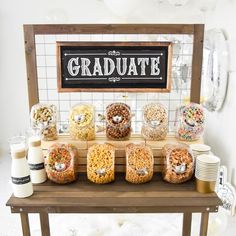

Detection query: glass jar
xmin=87 ymin=143 xmax=115 ymax=184
xmin=175 ymin=103 xmax=205 ymax=141
xmin=30 ymin=103 xmax=58 ymax=141
xmin=45 ymin=143 xmax=77 ymax=184
xmin=126 ymin=143 xmax=154 ymax=184
xmin=69 ymin=104 xmax=95 ymax=141
xmin=141 ymin=103 xmax=168 ymax=140
xmin=106 ymin=103 xmax=131 ymax=140
xmin=162 ymin=143 xmax=194 ymax=184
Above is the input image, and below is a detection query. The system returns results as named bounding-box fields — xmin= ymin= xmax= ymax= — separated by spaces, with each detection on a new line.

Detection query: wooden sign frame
xmin=23 ymin=24 xmax=204 ymax=109
xmin=57 ymin=41 xmax=172 ymax=92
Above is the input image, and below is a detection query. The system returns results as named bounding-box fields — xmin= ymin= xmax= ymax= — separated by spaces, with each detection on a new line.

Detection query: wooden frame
xmin=56 ymin=41 xmax=172 ymax=92
xmin=23 ymin=24 xmax=204 ymax=109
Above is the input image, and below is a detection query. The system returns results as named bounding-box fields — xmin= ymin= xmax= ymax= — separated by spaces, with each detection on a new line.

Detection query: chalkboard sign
xmin=57 ymin=42 xmax=172 ymax=92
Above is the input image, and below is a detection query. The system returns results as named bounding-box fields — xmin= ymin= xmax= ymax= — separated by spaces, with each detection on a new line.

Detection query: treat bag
xmin=87 ymin=143 xmax=115 ymax=184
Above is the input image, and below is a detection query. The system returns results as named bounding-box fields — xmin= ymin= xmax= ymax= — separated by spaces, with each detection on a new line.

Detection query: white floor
xmin=0 ymin=153 xmax=235 ymax=236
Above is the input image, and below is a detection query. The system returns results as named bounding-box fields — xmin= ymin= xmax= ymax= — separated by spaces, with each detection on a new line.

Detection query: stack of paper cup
xmin=195 ymin=154 xmax=220 ymax=193
xmin=190 ymin=144 xmax=211 ymax=158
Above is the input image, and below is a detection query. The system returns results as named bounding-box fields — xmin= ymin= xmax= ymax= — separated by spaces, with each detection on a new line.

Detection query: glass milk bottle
xmin=28 ymin=136 xmax=47 ymax=184
xmin=9 ymin=136 xmax=33 ymax=198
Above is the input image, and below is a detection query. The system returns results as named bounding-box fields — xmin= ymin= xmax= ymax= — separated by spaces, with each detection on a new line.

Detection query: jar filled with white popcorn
xmin=141 ymin=103 xmax=168 ymax=140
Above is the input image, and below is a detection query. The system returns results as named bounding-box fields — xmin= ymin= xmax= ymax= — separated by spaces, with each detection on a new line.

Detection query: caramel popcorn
xmin=106 ymin=103 xmax=131 ymax=140
xmin=87 ymin=143 xmax=115 ymax=184
xmin=162 ymin=143 xmax=194 ymax=184
xmin=126 ymin=143 xmax=154 ymax=184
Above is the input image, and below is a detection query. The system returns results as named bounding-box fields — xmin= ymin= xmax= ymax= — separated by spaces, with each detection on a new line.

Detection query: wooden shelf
xmin=7 ymin=173 xmax=220 ymax=214
xmin=42 ymin=134 xmax=203 ymax=150
xmin=42 ymin=134 xmax=203 ymax=173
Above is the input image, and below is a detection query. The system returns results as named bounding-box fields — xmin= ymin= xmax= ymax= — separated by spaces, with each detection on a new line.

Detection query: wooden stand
xmin=6 ymin=135 xmax=222 ymax=236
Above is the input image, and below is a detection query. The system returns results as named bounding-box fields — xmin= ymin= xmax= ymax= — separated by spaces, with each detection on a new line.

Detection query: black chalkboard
xmin=57 ymin=42 xmax=172 ymax=92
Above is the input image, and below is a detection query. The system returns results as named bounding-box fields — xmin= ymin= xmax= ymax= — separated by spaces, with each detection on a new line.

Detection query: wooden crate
xmin=42 ymin=134 xmax=203 ymax=173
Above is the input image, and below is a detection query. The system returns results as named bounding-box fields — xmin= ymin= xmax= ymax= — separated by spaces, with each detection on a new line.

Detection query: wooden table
xmin=6 ymin=173 xmax=221 ymax=236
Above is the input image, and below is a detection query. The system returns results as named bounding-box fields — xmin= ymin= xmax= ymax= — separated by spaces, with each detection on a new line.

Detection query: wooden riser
xmin=42 ymin=134 xmax=202 ymax=149
xmin=42 ymin=134 xmax=202 ymax=173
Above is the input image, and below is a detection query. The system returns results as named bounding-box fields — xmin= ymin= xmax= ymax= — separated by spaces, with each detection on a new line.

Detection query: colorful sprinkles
xmin=176 ymin=103 xmax=205 ymax=141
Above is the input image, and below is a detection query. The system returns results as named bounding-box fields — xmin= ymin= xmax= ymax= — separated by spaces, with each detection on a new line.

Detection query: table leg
xmin=20 ymin=213 xmax=31 ymax=236
xmin=200 ymin=212 xmax=209 ymax=236
xmin=39 ymin=212 xmax=50 ymax=236
xmin=182 ymin=212 xmax=192 ymax=236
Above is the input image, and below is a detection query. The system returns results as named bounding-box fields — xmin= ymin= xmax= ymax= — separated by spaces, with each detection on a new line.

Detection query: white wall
xmin=204 ymin=0 xmax=236 ymax=187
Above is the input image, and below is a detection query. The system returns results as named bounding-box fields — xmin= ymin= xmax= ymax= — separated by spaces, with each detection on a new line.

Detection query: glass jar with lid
xmin=175 ymin=103 xmax=205 ymax=141
xmin=106 ymin=103 xmax=132 ymax=140
xmin=87 ymin=143 xmax=115 ymax=184
xmin=45 ymin=143 xmax=77 ymax=184
xmin=30 ymin=103 xmax=58 ymax=141
xmin=69 ymin=103 xmax=96 ymax=141
xmin=141 ymin=103 xmax=168 ymax=140
xmin=126 ymin=143 xmax=154 ymax=184
xmin=162 ymin=143 xmax=194 ymax=184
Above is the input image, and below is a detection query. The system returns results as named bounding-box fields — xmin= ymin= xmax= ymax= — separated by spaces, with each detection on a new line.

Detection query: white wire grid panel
xmin=35 ymin=34 xmax=193 ymax=134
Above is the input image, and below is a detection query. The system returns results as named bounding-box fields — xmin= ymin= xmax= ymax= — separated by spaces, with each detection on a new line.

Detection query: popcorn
xmin=141 ymin=103 xmax=168 ymax=141
xmin=126 ymin=143 xmax=154 ymax=184
xmin=175 ymin=103 xmax=205 ymax=141
xmin=69 ymin=104 xmax=95 ymax=141
xmin=45 ymin=143 xmax=77 ymax=184
xmin=162 ymin=143 xmax=194 ymax=184
xmin=87 ymin=143 xmax=115 ymax=184
xmin=106 ymin=103 xmax=132 ymax=140
xmin=30 ymin=103 xmax=57 ymax=141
